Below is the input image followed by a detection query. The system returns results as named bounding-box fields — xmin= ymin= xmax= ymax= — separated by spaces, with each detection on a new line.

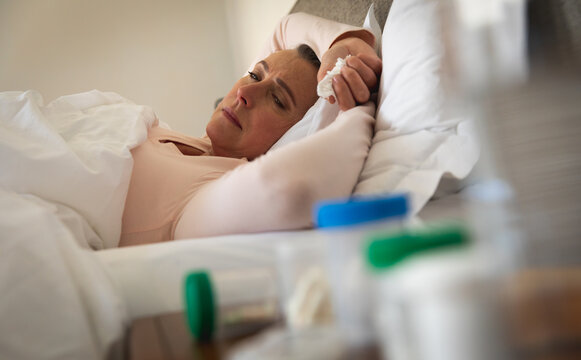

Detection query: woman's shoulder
xmin=148 ymin=125 xmax=213 ymax=155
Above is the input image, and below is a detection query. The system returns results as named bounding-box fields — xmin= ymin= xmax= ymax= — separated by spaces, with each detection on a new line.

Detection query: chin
xmin=205 ymin=116 xmax=222 ymax=141
xmin=205 ymin=130 xmax=233 ymax=158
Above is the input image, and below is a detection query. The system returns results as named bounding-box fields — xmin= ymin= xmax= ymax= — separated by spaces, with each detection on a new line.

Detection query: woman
xmin=120 ymin=13 xmax=382 ymax=246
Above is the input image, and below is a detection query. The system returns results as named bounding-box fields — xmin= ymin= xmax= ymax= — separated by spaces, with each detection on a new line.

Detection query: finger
xmin=345 ymin=56 xmax=380 ymax=91
xmin=318 ymin=46 xmax=351 ymax=82
xmin=317 ymin=66 xmax=331 ymax=83
xmin=340 ymin=65 xmax=371 ymax=103
xmin=332 ymin=75 xmax=356 ymax=111
xmin=357 ymin=53 xmax=383 ymax=78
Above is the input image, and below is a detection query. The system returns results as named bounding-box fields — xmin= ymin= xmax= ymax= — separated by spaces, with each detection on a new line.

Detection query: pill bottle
xmin=367 ymin=223 xmax=511 ymax=360
xmin=184 ymin=268 xmax=280 ymax=342
xmin=314 ymin=193 xmax=409 ymax=348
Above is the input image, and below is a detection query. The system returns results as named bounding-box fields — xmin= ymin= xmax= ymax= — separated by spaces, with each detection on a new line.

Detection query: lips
xmin=222 ymin=107 xmax=242 ymax=129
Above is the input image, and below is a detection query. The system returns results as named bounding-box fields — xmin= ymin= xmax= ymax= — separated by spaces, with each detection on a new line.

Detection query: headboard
xmin=290 ymin=0 xmax=581 ymax=69
xmin=291 ymin=0 xmax=393 ymax=29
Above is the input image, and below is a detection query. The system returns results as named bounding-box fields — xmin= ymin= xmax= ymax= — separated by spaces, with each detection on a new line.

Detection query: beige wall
xmin=0 ymin=0 xmax=295 ymax=136
xmin=224 ymin=0 xmax=296 ymax=77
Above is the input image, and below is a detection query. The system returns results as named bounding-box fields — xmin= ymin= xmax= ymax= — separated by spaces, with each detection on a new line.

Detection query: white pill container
xmin=314 ymin=193 xmax=409 ymax=348
xmin=366 ymin=224 xmax=511 ymax=360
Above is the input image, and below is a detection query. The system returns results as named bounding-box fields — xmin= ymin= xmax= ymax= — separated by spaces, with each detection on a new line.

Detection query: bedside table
xmin=126 ymin=312 xmax=268 ymax=360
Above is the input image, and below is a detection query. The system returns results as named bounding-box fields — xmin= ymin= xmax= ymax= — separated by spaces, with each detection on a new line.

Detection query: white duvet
xmin=0 ymin=90 xmax=156 ymax=359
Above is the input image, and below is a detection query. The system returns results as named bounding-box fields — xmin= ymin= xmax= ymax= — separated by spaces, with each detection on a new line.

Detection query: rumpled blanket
xmin=0 ymin=90 xmax=156 ymax=359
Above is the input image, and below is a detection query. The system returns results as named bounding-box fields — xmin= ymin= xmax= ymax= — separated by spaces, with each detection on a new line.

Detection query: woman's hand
xmin=318 ymin=37 xmax=382 ymax=111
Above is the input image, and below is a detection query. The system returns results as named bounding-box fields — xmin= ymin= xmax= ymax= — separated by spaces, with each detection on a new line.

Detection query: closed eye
xmin=273 ymin=94 xmax=285 ymax=109
xmin=257 ymin=60 xmax=295 ymax=108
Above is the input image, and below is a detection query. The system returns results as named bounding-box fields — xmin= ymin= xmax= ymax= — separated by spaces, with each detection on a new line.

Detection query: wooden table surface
xmin=126 ymin=312 xmax=248 ymax=360
xmin=126 ymin=312 xmax=380 ymax=360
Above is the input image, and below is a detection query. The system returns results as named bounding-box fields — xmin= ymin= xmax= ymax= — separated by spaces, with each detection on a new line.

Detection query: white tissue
xmin=317 ymin=55 xmax=351 ymax=99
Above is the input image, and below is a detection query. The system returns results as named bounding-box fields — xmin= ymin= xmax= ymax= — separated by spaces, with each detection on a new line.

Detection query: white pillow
xmin=354 ymin=0 xmax=480 ymax=214
xmin=362 ymin=4 xmax=382 ymax=55
xmin=268 ymin=97 xmax=339 ymax=152
xmin=268 ymin=5 xmax=381 ymax=152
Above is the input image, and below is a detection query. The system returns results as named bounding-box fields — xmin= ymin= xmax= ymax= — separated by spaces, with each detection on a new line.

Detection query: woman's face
xmin=206 ymin=49 xmax=318 ymax=160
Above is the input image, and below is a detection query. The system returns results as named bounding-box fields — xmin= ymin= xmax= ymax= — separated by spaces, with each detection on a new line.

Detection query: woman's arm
xmin=174 ymin=102 xmax=375 ymax=239
xmin=254 ymin=13 xmax=381 ymax=111
xmin=251 ymin=12 xmax=376 ymax=68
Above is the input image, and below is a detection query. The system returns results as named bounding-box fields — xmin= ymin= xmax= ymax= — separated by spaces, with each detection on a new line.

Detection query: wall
xmin=224 ymin=0 xmax=296 ymax=77
xmin=0 ymin=0 xmax=295 ymax=136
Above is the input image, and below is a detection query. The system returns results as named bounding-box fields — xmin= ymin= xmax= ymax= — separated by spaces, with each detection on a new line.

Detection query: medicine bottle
xmin=184 ymin=268 xmax=280 ymax=342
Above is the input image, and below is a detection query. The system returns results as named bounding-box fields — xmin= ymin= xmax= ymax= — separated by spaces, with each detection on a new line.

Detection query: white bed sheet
xmin=0 ymin=90 xmax=155 ymax=359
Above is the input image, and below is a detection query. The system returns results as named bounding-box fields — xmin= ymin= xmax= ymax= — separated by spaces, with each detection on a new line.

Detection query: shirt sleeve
xmin=174 ymin=102 xmax=375 ymax=239
xmin=248 ymin=12 xmax=376 ymax=71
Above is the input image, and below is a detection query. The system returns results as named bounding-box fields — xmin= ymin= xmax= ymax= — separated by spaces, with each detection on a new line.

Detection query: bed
xmin=1 ymin=0 xmax=580 ymax=359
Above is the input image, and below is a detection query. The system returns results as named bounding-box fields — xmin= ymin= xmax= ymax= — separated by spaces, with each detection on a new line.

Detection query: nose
xmin=236 ymin=82 xmax=261 ymax=107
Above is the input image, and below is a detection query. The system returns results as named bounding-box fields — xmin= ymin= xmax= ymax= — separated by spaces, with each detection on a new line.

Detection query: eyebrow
xmin=258 ymin=60 xmax=297 ymax=107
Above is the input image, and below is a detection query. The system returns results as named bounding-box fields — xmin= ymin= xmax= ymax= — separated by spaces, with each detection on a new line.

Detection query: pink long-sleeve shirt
xmin=120 ymin=13 xmax=375 ymax=246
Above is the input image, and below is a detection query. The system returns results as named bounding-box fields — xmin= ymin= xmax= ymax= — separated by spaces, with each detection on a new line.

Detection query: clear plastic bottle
xmin=276 ymin=237 xmax=332 ymax=330
xmin=441 ymin=1 xmax=581 ymax=356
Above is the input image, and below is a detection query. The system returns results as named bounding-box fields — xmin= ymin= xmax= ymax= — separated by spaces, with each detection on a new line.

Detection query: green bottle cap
xmin=184 ymin=271 xmax=215 ymax=341
xmin=367 ymin=223 xmax=470 ymax=269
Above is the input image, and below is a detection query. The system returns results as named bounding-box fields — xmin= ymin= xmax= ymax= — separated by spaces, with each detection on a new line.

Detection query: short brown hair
xmin=297 ymin=44 xmax=321 ymax=70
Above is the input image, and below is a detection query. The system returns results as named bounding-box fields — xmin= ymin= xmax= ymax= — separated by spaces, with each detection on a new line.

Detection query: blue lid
xmin=314 ymin=194 xmax=409 ymax=228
